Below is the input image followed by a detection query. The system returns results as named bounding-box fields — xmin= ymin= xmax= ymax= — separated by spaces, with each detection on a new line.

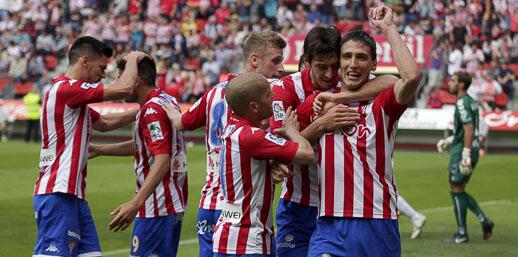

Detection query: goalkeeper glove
xmin=459 ymin=147 xmax=473 ymax=176
xmin=436 ymin=136 xmax=453 ymax=154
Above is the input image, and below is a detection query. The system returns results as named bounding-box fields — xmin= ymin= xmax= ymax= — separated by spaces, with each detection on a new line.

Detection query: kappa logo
xmin=45 ymin=244 xmax=59 ymax=253
xmin=272 ymin=79 xmax=285 ymax=89
xmin=144 ymin=107 xmax=157 ymax=116
xmin=343 ymin=124 xmax=371 ymax=139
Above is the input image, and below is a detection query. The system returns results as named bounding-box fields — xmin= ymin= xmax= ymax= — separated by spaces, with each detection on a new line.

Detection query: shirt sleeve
xmin=296 ymin=93 xmax=318 ymax=130
xmin=140 ymin=103 xmax=172 ymax=156
xmin=269 ymin=78 xmax=300 ymax=131
xmin=457 ymin=98 xmax=473 ymax=124
xmin=375 ymin=86 xmax=407 ymax=120
xmin=242 ymin=128 xmax=298 ymax=163
xmin=180 ymin=88 xmax=209 ymax=130
xmin=62 ymin=81 xmax=104 ymax=108
xmin=88 ymin=107 xmax=100 ymax=123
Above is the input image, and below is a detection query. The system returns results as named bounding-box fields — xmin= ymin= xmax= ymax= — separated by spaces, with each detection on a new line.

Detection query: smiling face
xmin=339 ymin=40 xmax=377 ymax=90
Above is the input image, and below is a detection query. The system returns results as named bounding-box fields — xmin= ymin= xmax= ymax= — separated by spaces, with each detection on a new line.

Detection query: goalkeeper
xmin=441 ymin=71 xmax=494 ymax=244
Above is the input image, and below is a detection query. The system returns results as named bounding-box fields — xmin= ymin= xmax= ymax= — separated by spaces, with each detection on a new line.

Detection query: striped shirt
xmin=134 ymin=89 xmax=187 ymax=218
xmin=213 ymin=116 xmax=298 ymax=255
xmin=297 ymin=86 xmax=406 ymax=219
xmin=34 ymin=76 xmax=104 ymax=199
xmin=270 ymin=68 xmax=339 ymax=207
xmin=181 ymin=75 xmax=236 ymax=210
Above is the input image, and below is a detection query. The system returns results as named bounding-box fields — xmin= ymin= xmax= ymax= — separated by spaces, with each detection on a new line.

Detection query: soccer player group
xmin=32 ymin=4 xmax=493 ymax=257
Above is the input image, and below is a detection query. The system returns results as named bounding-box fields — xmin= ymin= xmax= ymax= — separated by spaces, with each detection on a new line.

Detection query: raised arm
xmin=103 ymin=51 xmax=146 ymax=101
xmin=370 ymin=5 xmax=421 ymax=105
xmin=92 ymin=109 xmax=138 ymax=132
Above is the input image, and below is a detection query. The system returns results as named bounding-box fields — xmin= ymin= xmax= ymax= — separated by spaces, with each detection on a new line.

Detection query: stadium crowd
xmin=0 ymin=0 xmax=517 ymax=110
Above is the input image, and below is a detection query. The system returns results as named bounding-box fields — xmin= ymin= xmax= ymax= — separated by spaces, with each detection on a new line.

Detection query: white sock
xmin=397 ymin=194 xmax=420 ymax=221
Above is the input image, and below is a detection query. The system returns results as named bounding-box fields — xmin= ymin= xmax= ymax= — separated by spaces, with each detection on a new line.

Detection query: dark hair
xmin=455 ymin=71 xmax=472 ymax=90
xmin=340 ymin=30 xmax=377 ymax=61
xmin=117 ymin=56 xmax=157 ymax=87
xmin=68 ymin=36 xmax=113 ymax=64
xmin=303 ymin=25 xmax=341 ymax=64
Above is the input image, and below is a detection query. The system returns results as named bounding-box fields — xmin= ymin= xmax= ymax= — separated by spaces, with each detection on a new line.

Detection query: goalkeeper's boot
xmin=482 ymin=219 xmax=494 ymax=240
xmin=445 ymin=233 xmax=468 ymax=244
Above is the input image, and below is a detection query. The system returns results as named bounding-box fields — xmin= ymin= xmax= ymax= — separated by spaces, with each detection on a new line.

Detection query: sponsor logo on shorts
xmin=67 ymin=230 xmax=81 ymax=240
xmin=277 ymin=234 xmax=296 ymax=249
xmin=197 ymin=219 xmax=215 ymax=235
xmin=322 ymin=254 xmax=331 ymax=257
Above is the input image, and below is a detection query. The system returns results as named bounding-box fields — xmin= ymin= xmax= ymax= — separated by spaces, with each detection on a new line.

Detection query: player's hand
xmin=123 ymin=51 xmax=148 ymax=63
xmin=163 ymin=103 xmax=182 ymax=128
xmin=314 ymin=92 xmax=336 ymax=115
xmin=369 ymin=4 xmax=395 ymax=33
xmin=459 ymin=147 xmax=472 ymax=176
xmin=274 ymin=106 xmax=299 ymax=138
xmin=88 ymin=144 xmax=100 ymax=159
xmin=271 ymin=161 xmax=292 ymax=184
xmin=318 ymin=104 xmax=360 ymax=132
xmin=436 ymin=139 xmax=447 ymax=154
xmin=109 ymin=200 xmax=139 ymax=232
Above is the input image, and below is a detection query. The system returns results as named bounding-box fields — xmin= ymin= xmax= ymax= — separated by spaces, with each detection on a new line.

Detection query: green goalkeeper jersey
xmin=452 ymin=95 xmax=480 ymax=151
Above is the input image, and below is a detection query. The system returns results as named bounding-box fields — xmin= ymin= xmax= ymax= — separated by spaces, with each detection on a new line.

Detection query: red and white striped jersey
xmin=297 ymin=86 xmax=406 ymax=220
xmin=213 ymin=116 xmax=299 ymax=255
xmin=34 ymin=76 xmax=104 ymax=199
xmin=181 ymin=75 xmax=236 ymax=210
xmin=134 ymin=89 xmax=187 ymax=218
xmin=270 ymin=68 xmax=339 ymax=207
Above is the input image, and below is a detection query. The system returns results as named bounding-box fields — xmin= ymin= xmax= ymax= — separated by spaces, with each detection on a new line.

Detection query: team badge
xmin=147 ymin=121 xmax=164 ymax=141
xmin=272 ymin=101 xmax=286 ymax=121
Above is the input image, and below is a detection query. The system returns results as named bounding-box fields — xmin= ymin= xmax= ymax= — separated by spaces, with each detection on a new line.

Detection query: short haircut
xmin=303 ymin=25 xmax=341 ymax=64
xmin=455 ymin=71 xmax=472 ymax=90
xmin=340 ymin=30 xmax=377 ymax=61
xmin=117 ymin=56 xmax=157 ymax=87
xmin=68 ymin=36 xmax=113 ymax=65
xmin=225 ymin=73 xmax=267 ymax=116
xmin=242 ymin=31 xmax=286 ymax=59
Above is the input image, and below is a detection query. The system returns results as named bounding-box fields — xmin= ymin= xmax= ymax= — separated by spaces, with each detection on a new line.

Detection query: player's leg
xmin=397 ymin=194 xmax=426 ymax=239
xmin=276 ymin=199 xmax=317 ymax=257
xmin=348 ymin=219 xmax=401 ymax=257
xmin=77 ymin=199 xmax=101 ymax=257
xmin=307 ymin=217 xmax=348 ymax=257
xmin=197 ymin=208 xmax=222 ymax=257
xmin=447 ymin=153 xmax=470 ymax=243
xmin=33 ymin=193 xmax=83 ymax=257
xmin=170 ymin=212 xmax=184 ymax=256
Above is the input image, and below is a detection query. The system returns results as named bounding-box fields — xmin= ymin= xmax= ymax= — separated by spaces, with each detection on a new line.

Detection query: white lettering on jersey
xmin=80 ymin=82 xmax=100 ymax=90
xmin=147 ymin=121 xmax=164 ymax=141
xmin=39 ymin=148 xmax=56 ymax=168
xmin=144 ymin=107 xmax=158 ymax=116
xmin=273 ymin=101 xmax=286 ymax=121
xmin=220 ymin=202 xmax=243 ymax=224
xmin=265 ymin=133 xmax=286 ymax=146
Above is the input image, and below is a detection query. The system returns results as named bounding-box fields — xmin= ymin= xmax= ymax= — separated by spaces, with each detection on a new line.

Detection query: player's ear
xmin=249 ymin=101 xmax=259 ymax=114
xmin=250 ymin=52 xmax=260 ymax=68
xmin=371 ymin=59 xmax=377 ymax=72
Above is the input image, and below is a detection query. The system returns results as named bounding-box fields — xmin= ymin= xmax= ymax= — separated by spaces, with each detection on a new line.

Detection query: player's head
xmin=225 ymin=72 xmax=273 ymax=120
xmin=339 ymin=30 xmax=377 ymax=90
xmin=243 ymin=31 xmax=286 ymax=79
xmin=448 ymin=71 xmax=472 ymax=94
xmin=68 ymin=36 xmax=113 ymax=83
xmin=117 ymin=55 xmax=156 ymax=102
xmin=302 ymin=25 xmax=341 ymax=90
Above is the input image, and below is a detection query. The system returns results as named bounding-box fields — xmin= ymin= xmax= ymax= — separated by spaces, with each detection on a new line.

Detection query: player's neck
xmin=457 ymin=90 xmax=467 ymax=98
xmin=138 ymin=87 xmax=154 ymax=105
xmin=240 ymin=113 xmax=261 ymax=127
xmin=64 ymin=65 xmax=86 ymax=81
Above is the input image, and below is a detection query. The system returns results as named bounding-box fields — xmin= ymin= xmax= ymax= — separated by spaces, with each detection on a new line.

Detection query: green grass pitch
xmin=1 ymin=140 xmax=517 ymax=256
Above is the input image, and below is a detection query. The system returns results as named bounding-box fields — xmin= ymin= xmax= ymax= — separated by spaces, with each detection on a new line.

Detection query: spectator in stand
xmin=448 ymin=42 xmax=463 ymax=77
xmin=463 ymin=41 xmax=485 ymax=75
xmin=0 ymin=99 xmax=9 ymax=142
xmin=425 ymin=39 xmax=447 ymax=96
xmin=495 ymin=61 xmax=515 ymax=108
xmin=479 ymin=70 xmax=503 ymax=111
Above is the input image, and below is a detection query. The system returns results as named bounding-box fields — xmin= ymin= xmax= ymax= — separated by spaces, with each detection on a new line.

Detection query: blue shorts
xmin=308 ymin=217 xmax=400 ymax=257
xmin=33 ymin=193 xmax=101 ymax=257
xmin=197 ymin=208 xmax=222 ymax=257
xmin=215 ymin=254 xmax=271 ymax=257
xmin=276 ymin=199 xmax=318 ymax=257
xmin=130 ymin=213 xmax=183 ymax=257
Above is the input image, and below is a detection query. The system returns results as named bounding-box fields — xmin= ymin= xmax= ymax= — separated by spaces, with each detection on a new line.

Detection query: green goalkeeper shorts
xmin=448 ymin=145 xmax=479 ymax=184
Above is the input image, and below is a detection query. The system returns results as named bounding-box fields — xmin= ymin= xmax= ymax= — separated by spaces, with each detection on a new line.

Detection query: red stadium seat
xmin=0 ymin=76 xmax=13 ymax=92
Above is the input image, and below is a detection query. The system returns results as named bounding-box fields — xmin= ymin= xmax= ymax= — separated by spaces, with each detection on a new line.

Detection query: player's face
xmin=448 ymin=75 xmax=460 ymax=94
xmin=339 ymin=40 xmax=376 ymax=90
xmin=257 ymin=82 xmax=274 ymax=120
xmin=86 ymin=55 xmax=108 ymax=83
xmin=308 ymin=56 xmax=339 ymax=90
xmin=256 ymin=47 xmax=285 ymax=79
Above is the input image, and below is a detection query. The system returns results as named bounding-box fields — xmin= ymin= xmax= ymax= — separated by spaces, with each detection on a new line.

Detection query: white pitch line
xmin=103 ymin=199 xmax=514 ymax=256
xmin=104 ymin=238 xmax=198 ymax=256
